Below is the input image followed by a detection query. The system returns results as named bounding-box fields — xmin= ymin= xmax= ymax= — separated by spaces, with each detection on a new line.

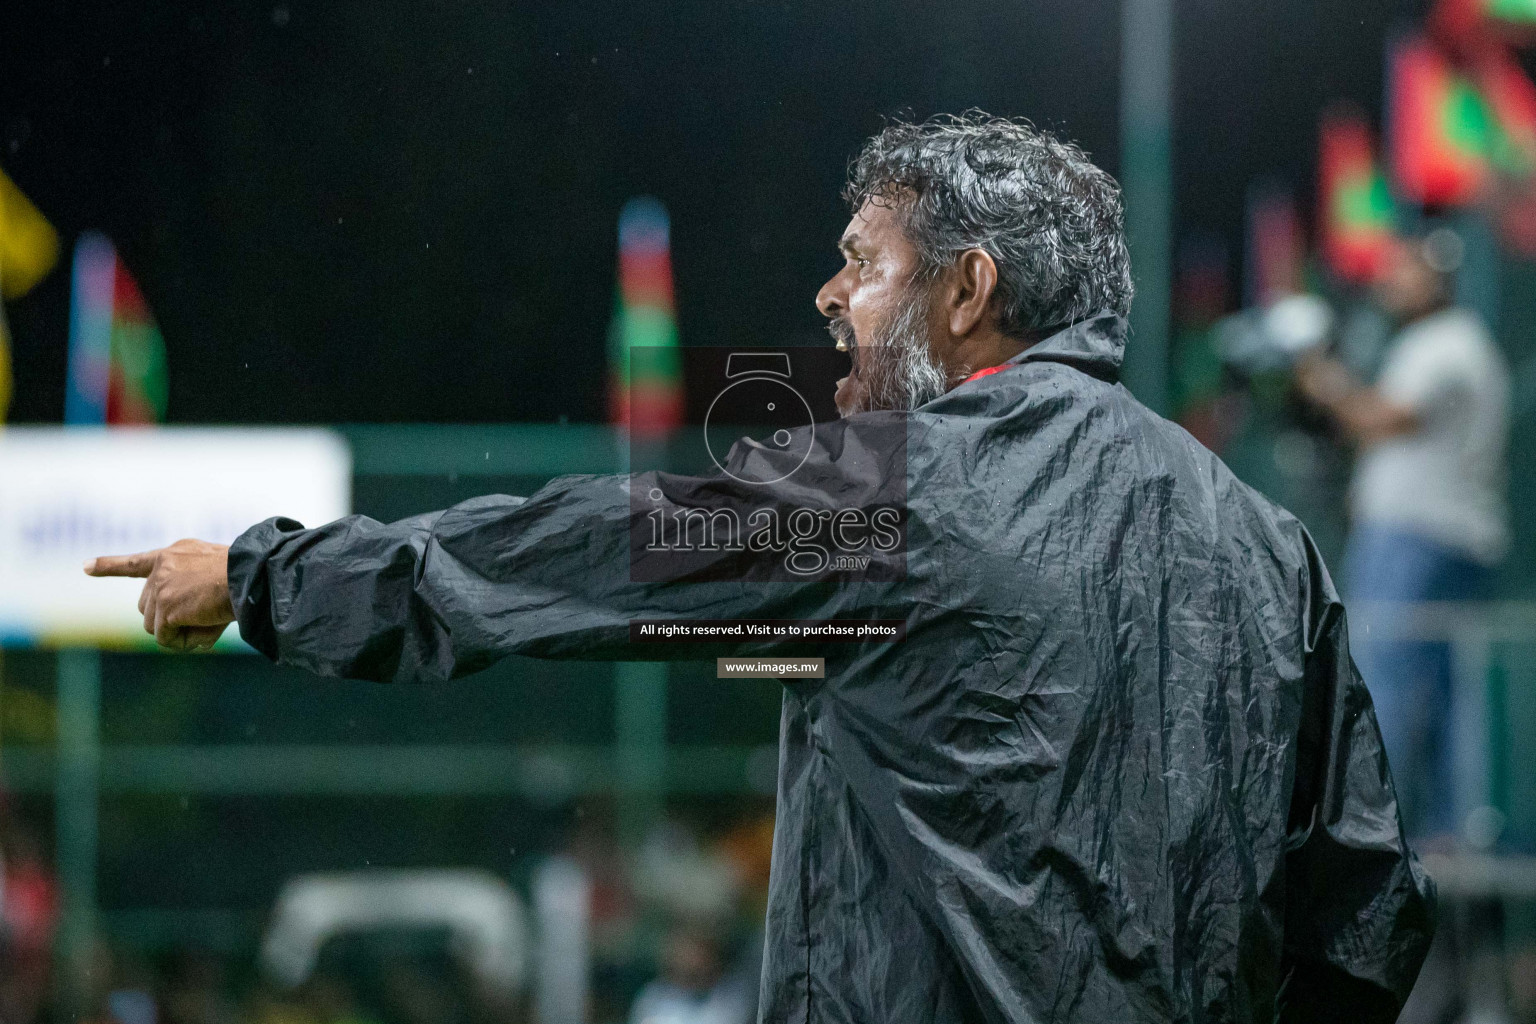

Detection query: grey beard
xmin=836 ymin=285 xmax=952 ymax=415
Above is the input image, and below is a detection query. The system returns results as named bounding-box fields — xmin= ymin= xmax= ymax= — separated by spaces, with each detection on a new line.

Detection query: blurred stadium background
xmin=4 ymin=0 xmax=1536 ymax=1022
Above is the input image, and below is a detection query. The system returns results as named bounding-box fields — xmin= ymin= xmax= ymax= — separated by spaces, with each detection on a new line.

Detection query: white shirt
xmin=1350 ymin=307 xmax=1510 ymax=565
xmin=628 ymin=978 xmax=753 ymax=1024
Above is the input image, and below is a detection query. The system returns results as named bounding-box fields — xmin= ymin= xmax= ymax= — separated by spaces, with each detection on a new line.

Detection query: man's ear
xmin=944 ymin=248 xmax=1000 ymax=337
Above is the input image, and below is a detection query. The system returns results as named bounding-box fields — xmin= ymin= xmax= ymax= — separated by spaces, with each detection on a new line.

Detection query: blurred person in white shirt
xmin=627 ymin=918 xmax=753 ymax=1024
xmin=1296 ymin=226 xmax=1510 ymax=843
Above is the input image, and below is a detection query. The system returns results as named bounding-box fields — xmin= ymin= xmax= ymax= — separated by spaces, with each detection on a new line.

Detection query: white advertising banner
xmin=0 ymin=428 xmax=351 ymax=648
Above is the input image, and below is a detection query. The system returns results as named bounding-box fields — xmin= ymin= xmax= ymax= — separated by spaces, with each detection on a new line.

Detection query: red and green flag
xmin=1390 ymin=36 xmax=1494 ymax=205
xmin=1389 ymin=35 xmax=1536 ymax=206
xmin=65 ymin=232 xmax=167 ymax=425
xmin=1319 ymin=110 xmax=1398 ymax=284
xmin=1472 ymin=47 xmax=1536 ymax=175
xmin=606 ymin=197 xmax=683 ymax=439
xmin=1244 ymin=183 xmax=1304 ymax=306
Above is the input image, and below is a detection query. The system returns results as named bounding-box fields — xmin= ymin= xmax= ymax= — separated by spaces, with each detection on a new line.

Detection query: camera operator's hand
xmin=1293 ymin=351 xmax=1420 ymax=445
xmin=1294 ymin=351 xmax=1355 ymax=408
xmin=84 ymin=539 xmax=234 ymax=651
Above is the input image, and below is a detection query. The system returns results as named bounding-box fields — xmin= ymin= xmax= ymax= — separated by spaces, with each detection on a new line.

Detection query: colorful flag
xmin=1319 ymin=109 xmax=1399 ymax=284
xmin=1244 ymin=182 xmax=1304 ymax=307
xmin=1389 ymin=36 xmax=1494 ymax=206
xmin=0 ymin=166 xmax=62 ymax=422
xmin=1389 ymin=35 xmax=1536 ymax=206
xmin=606 ymin=197 xmax=682 ymax=439
xmin=1170 ymin=234 xmax=1232 ymax=447
xmin=1472 ymin=46 xmax=1536 ymax=176
xmin=66 ymin=232 xmax=168 ymax=425
xmin=0 ymin=167 xmax=60 ymax=302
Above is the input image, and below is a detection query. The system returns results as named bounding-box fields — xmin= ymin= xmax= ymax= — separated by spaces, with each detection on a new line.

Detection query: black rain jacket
xmin=228 ymin=313 xmax=1434 ymax=1023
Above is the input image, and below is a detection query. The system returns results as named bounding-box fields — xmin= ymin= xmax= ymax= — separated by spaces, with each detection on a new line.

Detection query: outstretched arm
xmin=84 ymin=414 xmax=909 ymax=679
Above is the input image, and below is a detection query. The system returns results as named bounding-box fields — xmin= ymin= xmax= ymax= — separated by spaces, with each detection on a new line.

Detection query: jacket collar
xmin=912 ymin=311 xmax=1130 ymax=413
xmin=999 ymin=310 xmax=1127 ymax=384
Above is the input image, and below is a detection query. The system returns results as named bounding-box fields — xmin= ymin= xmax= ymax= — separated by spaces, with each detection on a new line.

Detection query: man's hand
xmin=83 ymin=539 xmax=235 ymax=651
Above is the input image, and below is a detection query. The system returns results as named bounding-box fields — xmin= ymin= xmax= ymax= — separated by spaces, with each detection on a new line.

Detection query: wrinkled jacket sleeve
xmin=228 ymin=468 xmax=890 ymax=684
xmin=1277 ymin=532 xmax=1435 ymax=1022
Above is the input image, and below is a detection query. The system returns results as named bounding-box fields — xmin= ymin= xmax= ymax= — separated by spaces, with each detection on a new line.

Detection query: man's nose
xmin=816 ymin=273 xmax=847 ymax=320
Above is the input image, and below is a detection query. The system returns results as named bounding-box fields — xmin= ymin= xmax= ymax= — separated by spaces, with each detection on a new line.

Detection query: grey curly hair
xmin=844 ymin=112 xmax=1134 ymax=338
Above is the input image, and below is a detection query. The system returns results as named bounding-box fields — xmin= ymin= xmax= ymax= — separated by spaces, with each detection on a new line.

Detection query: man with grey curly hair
xmin=823 ymin=114 xmax=1133 ymax=417
xmin=89 ymin=113 xmax=1431 ymax=1023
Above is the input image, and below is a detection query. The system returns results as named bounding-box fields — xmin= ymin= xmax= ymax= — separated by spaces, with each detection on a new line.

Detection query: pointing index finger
xmin=84 ymin=551 xmax=159 ymax=578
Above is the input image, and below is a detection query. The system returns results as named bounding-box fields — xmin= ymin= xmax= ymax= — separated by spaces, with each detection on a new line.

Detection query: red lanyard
xmin=960 ymin=364 xmax=1009 ymax=386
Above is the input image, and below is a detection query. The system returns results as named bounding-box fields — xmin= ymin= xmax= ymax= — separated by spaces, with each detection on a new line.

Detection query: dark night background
xmin=3 ymin=0 xmax=1408 ymax=425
